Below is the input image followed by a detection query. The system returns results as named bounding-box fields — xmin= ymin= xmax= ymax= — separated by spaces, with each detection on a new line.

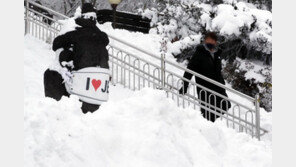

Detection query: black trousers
xmin=43 ymin=69 xmax=100 ymax=114
xmin=197 ymin=88 xmax=231 ymax=122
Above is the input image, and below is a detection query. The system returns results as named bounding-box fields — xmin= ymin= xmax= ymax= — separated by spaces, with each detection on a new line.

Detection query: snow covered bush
xmin=243 ymin=0 xmax=272 ymax=11
xmin=222 ymin=58 xmax=272 ymax=111
xmin=141 ymin=0 xmax=272 ymax=57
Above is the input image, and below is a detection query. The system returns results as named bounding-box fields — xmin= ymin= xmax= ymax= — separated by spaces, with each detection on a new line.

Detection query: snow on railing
xmin=24 ymin=0 xmax=268 ymax=140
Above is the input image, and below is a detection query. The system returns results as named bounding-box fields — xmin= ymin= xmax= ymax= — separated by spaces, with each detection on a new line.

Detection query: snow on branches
xmin=141 ymin=0 xmax=272 ymax=55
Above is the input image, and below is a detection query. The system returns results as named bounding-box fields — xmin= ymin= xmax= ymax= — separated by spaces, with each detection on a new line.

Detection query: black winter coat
xmin=182 ymin=44 xmax=227 ymax=96
xmin=52 ymin=18 xmax=109 ymax=70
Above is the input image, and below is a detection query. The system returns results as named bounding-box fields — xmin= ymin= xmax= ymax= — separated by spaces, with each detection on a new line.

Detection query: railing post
xmin=25 ymin=0 xmax=29 ymax=34
xmin=255 ymin=94 xmax=261 ymax=140
xmin=161 ymin=52 xmax=166 ymax=87
xmin=160 ymin=37 xmax=167 ymax=88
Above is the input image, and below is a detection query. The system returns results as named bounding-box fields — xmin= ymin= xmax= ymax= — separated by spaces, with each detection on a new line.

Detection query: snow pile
xmin=24 ymin=35 xmax=271 ymax=166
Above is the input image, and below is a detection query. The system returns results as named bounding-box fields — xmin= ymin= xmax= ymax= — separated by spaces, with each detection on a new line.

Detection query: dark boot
xmin=43 ymin=69 xmax=69 ymax=101
xmin=81 ymin=102 xmax=100 ymax=114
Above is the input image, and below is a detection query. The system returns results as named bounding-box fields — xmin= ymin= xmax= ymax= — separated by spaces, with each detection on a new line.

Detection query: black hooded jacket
xmin=182 ymin=44 xmax=226 ymax=95
xmin=52 ymin=17 xmax=109 ymax=70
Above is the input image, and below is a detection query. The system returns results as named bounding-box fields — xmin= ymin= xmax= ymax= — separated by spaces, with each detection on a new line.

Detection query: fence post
xmin=25 ymin=0 xmax=30 ymax=35
xmin=255 ymin=94 xmax=261 ymax=140
xmin=160 ymin=37 xmax=168 ymax=88
xmin=161 ymin=52 xmax=166 ymax=87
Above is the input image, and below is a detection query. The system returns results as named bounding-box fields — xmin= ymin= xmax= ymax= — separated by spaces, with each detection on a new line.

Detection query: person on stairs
xmin=179 ymin=32 xmax=231 ymax=122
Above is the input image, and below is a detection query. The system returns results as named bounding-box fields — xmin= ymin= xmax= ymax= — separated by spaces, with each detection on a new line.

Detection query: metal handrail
xmin=109 ymin=43 xmax=256 ymax=112
xmin=107 ymin=45 xmax=268 ymax=134
xmin=24 ymin=0 xmax=267 ymax=140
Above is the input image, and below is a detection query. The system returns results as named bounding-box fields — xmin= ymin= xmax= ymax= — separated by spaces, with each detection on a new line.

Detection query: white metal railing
xmin=24 ymin=0 xmax=268 ymax=140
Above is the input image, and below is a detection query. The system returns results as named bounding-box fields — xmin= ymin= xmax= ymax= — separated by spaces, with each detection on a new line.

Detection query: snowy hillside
xmin=24 ymin=34 xmax=271 ymax=166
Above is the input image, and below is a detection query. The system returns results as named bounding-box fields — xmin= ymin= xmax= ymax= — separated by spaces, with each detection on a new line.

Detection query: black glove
xmin=59 ymin=49 xmax=74 ymax=70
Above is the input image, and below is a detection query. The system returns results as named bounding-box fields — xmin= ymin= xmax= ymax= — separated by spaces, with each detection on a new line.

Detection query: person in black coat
xmin=179 ymin=32 xmax=231 ymax=122
xmin=43 ymin=3 xmax=110 ymax=114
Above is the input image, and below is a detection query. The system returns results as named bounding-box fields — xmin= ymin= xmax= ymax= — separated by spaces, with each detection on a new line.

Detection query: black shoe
xmin=81 ymin=102 xmax=100 ymax=114
xmin=44 ymin=69 xmax=69 ymax=101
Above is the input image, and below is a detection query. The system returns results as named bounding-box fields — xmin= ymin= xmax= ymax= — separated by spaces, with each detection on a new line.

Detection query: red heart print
xmin=91 ymin=79 xmax=101 ymax=91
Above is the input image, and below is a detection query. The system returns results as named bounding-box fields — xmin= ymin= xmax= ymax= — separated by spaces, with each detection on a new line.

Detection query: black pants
xmin=198 ymin=88 xmax=231 ymax=122
xmin=43 ymin=69 xmax=100 ymax=114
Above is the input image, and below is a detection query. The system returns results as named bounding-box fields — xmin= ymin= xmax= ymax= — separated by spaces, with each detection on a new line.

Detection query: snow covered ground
xmin=24 ymin=35 xmax=272 ymax=166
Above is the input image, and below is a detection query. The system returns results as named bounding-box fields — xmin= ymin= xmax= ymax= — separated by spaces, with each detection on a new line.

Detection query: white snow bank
xmin=24 ymin=36 xmax=271 ymax=166
xmin=25 ymin=88 xmax=272 ymax=167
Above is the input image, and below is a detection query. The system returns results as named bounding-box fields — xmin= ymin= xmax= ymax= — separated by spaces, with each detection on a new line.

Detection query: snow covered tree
xmin=142 ymin=0 xmax=272 ymax=60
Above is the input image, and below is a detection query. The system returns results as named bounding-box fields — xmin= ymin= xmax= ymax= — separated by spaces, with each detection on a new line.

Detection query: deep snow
xmin=24 ymin=34 xmax=271 ymax=167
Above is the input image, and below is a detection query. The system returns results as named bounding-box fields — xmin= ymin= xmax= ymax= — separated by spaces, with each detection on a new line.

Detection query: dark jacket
xmin=52 ymin=18 xmax=109 ymax=70
xmin=182 ymin=44 xmax=226 ymax=96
